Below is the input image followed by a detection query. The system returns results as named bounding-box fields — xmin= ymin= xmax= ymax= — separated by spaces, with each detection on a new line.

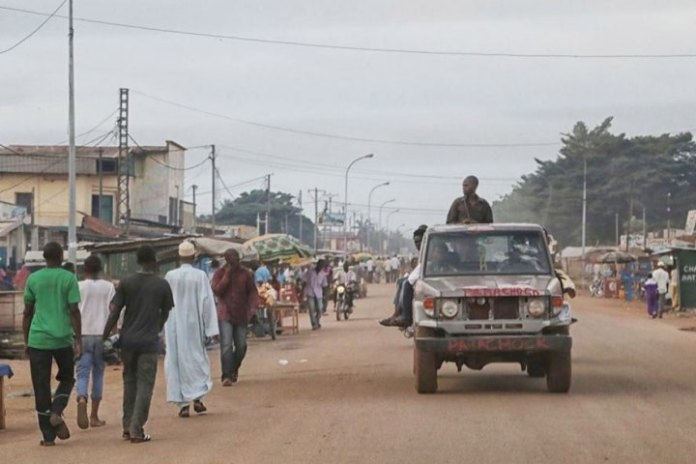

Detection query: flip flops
xmin=77 ymin=398 xmax=89 ymax=430
xmin=178 ymin=405 xmax=190 ymax=418
xmin=193 ymin=400 xmax=207 ymax=414
xmin=49 ymin=413 xmax=71 ymax=440
xmin=130 ymin=434 xmax=152 ymax=444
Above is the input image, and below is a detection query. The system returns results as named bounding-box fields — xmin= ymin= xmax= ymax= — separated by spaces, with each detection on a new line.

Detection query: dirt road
xmin=2 ymin=284 xmax=696 ymax=463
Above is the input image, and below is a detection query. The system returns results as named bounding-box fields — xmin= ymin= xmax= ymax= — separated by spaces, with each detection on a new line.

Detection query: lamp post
xmin=378 ymin=199 xmax=395 ymax=255
xmin=343 ymin=154 xmax=374 ymax=255
xmin=367 ymin=181 xmax=389 ymax=251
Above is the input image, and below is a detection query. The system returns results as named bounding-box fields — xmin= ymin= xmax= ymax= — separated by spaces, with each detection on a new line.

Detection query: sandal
xmin=49 ymin=413 xmax=71 ymax=440
xmin=130 ymin=434 xmax=152 ymax=443
xmin=40 ymin=440 xmax=56 ymax=447
xmin=178 ymin=405 xmax=190 ymax=418
xmin=77 ymin=397 xmax=89 ymax=430
xmin=122 ymin=431 xmax=130 ymax=440
xmin=193 ymin=400 xmax=207 ymax=414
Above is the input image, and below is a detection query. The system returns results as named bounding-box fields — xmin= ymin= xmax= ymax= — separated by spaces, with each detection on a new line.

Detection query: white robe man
xmin=164 ymin=241 xmax=219 ymax=418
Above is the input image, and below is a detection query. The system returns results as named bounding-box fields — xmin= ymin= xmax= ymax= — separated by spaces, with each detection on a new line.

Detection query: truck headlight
xmin=527 ymin=299 xmax=546 ymax=318
xmin=440 ymin=300 xmax=459 ymax=319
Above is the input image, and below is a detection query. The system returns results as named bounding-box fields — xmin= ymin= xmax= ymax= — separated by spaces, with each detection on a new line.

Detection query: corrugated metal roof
xmin=0 ymin=144 xmax=169 ymax=175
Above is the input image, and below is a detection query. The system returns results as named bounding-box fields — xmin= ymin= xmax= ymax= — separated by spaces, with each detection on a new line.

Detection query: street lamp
xmin=367 ymin=181 xmax=389 ymax=251
xmin=344 ymin=153 xmax=374 ymax=255
xmin=378 ymin=199 xmax=396 ymax=255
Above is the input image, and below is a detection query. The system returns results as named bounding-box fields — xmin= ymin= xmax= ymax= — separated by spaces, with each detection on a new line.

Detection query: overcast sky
xmin=2 ymin=0 xmax=696 ymax=234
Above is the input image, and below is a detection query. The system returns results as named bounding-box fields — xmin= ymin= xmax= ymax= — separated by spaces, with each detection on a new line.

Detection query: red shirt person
xmin=211 ymin=249 xmax=258 ymax=386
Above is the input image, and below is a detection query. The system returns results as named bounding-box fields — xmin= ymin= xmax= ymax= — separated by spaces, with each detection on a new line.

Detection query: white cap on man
xmin=178 ymin=241 xmax=196 ymax=257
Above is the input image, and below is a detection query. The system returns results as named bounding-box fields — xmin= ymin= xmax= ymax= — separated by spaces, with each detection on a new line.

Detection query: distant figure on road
xmin=643 ymin=273 xmax=658 ymax=318
xmin=104 ymin=245 xmax=174 ymax=443
xmin=164 ymin=241 xmax=219 ymax=418
xmin=446 ymin=175 xmax=494 ymax=225
xmin=23 ymin=242 xmax=82 ymax=446
xmin=653 ymin=262 xmax=670 ymax=319
xmin=302 ymin=259 xmax=327 ymax=330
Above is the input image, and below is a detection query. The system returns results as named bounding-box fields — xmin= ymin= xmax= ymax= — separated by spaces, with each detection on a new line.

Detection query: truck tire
xmin=414 ymin=347 xmax=438 ymax=394
xmin=546 ymin=350 xmax=571 ymax=393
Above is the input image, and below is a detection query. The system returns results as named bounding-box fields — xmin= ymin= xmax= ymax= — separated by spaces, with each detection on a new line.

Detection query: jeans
xmin=120 ymin=350 xmax=158 ymax=438
xmin=28 ymin=346 xmax=75 ymax=442
xmin=219 ymin=320 xmax=247 ymax=380
xmin=76 ymin=335 xmax=105 ymax=400
xmin=307 ymin=295 xmax=323 ymax=329
xmin=657 ymin=292 xmax=667 ymax=318
xmin=400 ymin=281 xmax=414 ymax=324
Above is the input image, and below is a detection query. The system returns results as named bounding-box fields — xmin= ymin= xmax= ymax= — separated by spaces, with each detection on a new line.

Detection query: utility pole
xmin=97 ymin=148 xmax=103 ymax=221
xmin=192 ymin=184 xmax=198 ymax=234
xmin=67 ymin=0 xmax=77 ymax=263
xmin=211 ymin=145 xmax=216 ymax=236
xmin=298 ymin=190 xmax=303 ymax=242
xmin=117 ymin=88 xmax=130 ymax=235
xmin=266 ymin=174 xmax=271 ymax=234
xmin=313 ymin=187 xmax=319 ymax=252
xmin=615 ymin=212 xmax=619 ymax=246
xmin=667 ymin=191 xmax=672 ymax=242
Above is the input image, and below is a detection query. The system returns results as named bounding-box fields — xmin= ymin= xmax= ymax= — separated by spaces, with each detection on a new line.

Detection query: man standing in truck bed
xmin=446 ymin=175 xmax=493 ymax=224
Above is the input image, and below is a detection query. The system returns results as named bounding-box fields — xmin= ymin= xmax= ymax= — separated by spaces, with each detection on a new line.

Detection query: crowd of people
xmin=19 ymin=235 xmax=419 ymax=446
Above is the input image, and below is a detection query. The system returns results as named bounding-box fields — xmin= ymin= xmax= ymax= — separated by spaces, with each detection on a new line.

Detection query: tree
xmin=211 ymin=189 xmax=315 ymax=246
xmin=493 ymin=118 xmax=696 ymax=248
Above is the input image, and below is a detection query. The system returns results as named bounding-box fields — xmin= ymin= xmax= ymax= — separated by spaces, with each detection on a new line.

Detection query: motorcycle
xmin=335 ymin=282 xmax=354 ymax=321
xmin=249 ymin=305 xmax=277 ymax=340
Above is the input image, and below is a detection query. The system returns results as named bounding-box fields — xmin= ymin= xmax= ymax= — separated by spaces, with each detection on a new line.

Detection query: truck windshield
xmin=422 ymin=230 xmax=552 ymax=277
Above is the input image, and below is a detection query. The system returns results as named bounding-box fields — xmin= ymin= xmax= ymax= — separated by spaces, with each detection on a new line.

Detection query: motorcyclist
xmin=333 ymin=263 xmax=357 ymax=311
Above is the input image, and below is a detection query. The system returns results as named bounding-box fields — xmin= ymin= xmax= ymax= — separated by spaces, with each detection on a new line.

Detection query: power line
xmin=0 ymin=0 xmax=67 ymax=55
xmin=57 ymin=108 xmax=119 ymax=145
xmin=132 ymin=90 xmax=559 ymax=148
xmin=216 ymin=144 xmax=519 ymax=182
xmin=2 ymin=5 xmax=695 ymax=60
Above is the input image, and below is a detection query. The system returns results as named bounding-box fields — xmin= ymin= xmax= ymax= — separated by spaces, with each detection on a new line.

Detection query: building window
xmin=91 ymin=195 xmax=113 ymax=223
xmin=15 ymin=192 xmax=32 ymax=215
xmin=96 ymin=159 xmax=117 ymax=173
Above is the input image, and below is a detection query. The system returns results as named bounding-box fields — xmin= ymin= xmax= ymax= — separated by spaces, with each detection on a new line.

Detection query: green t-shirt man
xmin=24 ymin=268 xmax=81 ymax=349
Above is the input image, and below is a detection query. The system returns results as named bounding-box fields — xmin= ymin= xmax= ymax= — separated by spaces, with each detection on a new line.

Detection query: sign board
xmin=677 ymin=249 xmax=696 ymax=309
xmin=319 ymin=212 xmax=345 ymax=226
xmin=685 ymin=210 xmax=696 ymax=236
xmin=0 ymin=202 xmax=26 ymax=221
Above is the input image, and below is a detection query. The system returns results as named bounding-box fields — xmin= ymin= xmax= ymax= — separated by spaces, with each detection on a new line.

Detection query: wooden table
xmin=273 ymin=302 xmax=300 ymax=335
xmin=0 ymin=364 xmax=13 ymax=430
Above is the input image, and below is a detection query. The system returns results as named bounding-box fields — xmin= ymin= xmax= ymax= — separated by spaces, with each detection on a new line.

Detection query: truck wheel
xmin=414 ymin=347 xmax=438 ymax=394
xmin=546 ymin=351 xmax=571 ymax=393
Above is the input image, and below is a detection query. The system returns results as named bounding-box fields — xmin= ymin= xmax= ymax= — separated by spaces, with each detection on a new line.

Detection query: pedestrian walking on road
xmin=302 ymin=259 xmax=327 ymax=330
xmin=76 ymin=255 xmax=115 ymax=430
xmin=23 ymin=242 xmax=82 ymax=446
xmin=653 ymin=262 xmax=670 ymax=319
xmin=211 ymin=249 xmax=259 ymax=386
xmin=103 ymin=245 xmax=174 ymax=443
xmin=644 ymin=273 xmax=658 ymax=318
xmin=164 ymin=241 xmax=219 ymax=418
